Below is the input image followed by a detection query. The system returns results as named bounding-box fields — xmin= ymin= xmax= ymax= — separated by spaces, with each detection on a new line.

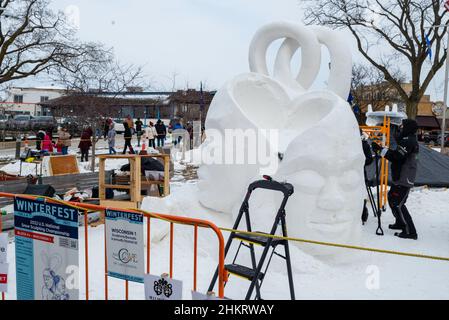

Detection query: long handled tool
xmin=374 ymin=153 xmax=384 ymax=236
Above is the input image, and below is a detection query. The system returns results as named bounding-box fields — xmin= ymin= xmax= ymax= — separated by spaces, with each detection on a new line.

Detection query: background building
xmin=39 ymin=88 xmax=215 ymax=127
xmin=1 ymin=86 xmax=66 ymax=116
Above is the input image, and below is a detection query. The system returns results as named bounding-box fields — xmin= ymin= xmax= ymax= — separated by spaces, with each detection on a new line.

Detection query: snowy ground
xmin=1 ymin=146 xmax=449 ymax=300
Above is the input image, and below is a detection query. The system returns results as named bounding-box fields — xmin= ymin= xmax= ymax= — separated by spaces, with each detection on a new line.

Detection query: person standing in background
xmin=103 ymin=118 xmax=110 ymax=139
xmin=36 ymin=128 xmax=46 ymax=150
xmin=125 ymin=115 xmax=135 ymax=134
xmin=135 ymin=117 xmax=143 ymax=147
xmin=144 ymin=121 xmax=157 ymax=149
xmin=122 ymin=122 xmax=134 ymax=154
xmin=78 ymin=127 xmax=92 ymax=162
xmin=41 ymin=132 xmax=53 ymax=154
xmin=155 ymin=119 xmax=167 ymax=147
xmin=57 ymin=126 xmax=71 ymax=155
xmin=107 ymin=123 xmax=117 ymax=154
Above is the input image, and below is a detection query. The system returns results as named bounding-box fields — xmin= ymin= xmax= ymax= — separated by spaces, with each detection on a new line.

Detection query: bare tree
xmin=53 ymin=45 xmax=145 ymax=171
xmin=0 ymin=0 xmax=94 ymax=84
xmin=351 ymin=62 xmax=406 ymax=112
xmin=304 ymin=0 xmax=448 ymax=119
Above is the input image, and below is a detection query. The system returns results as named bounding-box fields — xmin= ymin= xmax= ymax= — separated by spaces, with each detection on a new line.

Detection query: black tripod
xmin=363 ymin=172 xmax=377 ymax=224
xmin=362 ymin=152 xmax=384 ymax=235
xmin=373 ymin=153 xmax=384 ymax=235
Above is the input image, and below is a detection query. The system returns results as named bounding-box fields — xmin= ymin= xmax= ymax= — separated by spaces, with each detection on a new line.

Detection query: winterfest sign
xmin=14 ymin=197 xmax=79 ymax=300
xmin=106 ymin=209 xmax=144 ymax=283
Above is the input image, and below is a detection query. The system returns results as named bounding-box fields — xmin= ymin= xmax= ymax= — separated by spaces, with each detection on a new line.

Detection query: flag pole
xmin=441 ymin=29 xmax=449 ymax=153
xmin=424 ymin=23 xmax=449 ymax=153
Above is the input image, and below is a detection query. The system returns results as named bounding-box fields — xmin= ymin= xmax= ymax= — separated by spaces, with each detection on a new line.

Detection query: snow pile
xmin=0 ymin=156 xmax=132 ymax=177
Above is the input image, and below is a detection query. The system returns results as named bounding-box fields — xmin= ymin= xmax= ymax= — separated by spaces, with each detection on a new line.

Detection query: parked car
xmin=112 ymin=119 xmax=125 ymax=134
xmin=0 ymin=114 xmax=11 ymax=130
xmin=6 ymin=115 xmax=33 ymax=130
xmin=31 ymin=116 xmax=57 ymax=131
xmin=424 ymin=130 xmax=441 ymax=144
xmin=6 ymin=115 xmax=57 ymax=131
xmin=437 ymin=132 xmax=449 ymax=147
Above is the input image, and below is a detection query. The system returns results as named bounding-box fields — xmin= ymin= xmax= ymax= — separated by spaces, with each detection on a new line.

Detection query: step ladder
xmin=208 ymin=176 xmax=296 ymax=300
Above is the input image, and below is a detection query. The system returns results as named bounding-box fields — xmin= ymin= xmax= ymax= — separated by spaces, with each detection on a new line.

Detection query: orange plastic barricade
xmin=0 ymin=192 xmax=226 ymax=300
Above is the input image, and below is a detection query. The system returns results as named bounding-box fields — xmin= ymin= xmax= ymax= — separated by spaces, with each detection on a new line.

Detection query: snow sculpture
xmin=198 ymin=21 xmax=365 ymax=256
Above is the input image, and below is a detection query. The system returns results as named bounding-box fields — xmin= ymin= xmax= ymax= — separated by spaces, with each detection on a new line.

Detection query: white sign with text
xmin=106 ymin=209 xmax=144 ymax=283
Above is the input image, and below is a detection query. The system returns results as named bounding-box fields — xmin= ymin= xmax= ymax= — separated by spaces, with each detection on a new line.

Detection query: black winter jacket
xmin=384 ymin=120 xmax=419 ymax=188
xmin=155 ymin=123 xmax=167 ymax=136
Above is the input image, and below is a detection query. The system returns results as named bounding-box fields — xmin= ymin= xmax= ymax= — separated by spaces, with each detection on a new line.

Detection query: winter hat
xmin=401 ymin=119 xmax=418 ymax=137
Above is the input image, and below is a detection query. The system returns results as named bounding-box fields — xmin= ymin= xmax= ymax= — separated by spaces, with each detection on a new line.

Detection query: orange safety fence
xmin=360 ymin=115 xmax=391 ymax=209
xmin=0 ymin=192 xmax=227 ymax=300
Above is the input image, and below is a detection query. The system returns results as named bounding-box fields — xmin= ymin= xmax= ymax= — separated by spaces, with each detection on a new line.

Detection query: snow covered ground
xmin=1 ymin=147 xmax=449 ymax=300
xmin=3 ymin=180 xmax=449 ymax=300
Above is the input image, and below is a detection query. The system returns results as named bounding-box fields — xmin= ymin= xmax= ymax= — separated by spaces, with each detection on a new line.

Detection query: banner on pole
xmin=144 ymin=274 xmax=183 ymax=300
xmin=106 ymin=209 xmax=144 ymax=283
xmin=14 ymin=197 xmax=79 ymax=300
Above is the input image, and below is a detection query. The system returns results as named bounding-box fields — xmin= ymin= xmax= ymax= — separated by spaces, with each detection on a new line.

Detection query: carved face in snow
xmin=276 ymin=111 xmax=365 ymax=254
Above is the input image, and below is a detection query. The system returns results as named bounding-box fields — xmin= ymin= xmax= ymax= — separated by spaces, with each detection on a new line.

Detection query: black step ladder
xmin=208 ymin=176 xmax=295 ymax=300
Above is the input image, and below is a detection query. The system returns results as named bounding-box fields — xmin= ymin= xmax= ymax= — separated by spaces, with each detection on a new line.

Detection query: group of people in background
xmin=34 ymin=116 xmax=174 ymax=160
xmin=102 ymin=116 xmax=168 ymax=155
xmin=35 ymin=124 xmax=92 ymax=162
xmin=35 ymin=127 xmax=72 ymax=156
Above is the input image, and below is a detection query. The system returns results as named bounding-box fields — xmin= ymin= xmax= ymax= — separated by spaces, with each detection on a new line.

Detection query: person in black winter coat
xmin=155 ymin=119 xmax=167 ymax=147
xmin=122 ymin=122 xmax=134 ymax=154
xmin=36 ymin=128 xmax=46 ymax=150
xmin=372 ymin=119 xmax=419 ymax=240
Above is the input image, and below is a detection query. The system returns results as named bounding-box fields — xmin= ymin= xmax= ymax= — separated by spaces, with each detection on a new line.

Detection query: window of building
xmin=40 ymin=96 xmax=49 ymax=103
xmin=13 ymin=95 xmax=23 ymax=103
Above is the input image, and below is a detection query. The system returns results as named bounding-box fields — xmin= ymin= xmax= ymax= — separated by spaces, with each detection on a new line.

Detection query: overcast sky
xmin=51 ymin=0 xmax=308 ymax=91
xmin=18 ymin=1 xmax=447 ymax=100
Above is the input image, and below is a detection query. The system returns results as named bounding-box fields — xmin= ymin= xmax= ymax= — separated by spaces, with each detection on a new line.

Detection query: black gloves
xmin=371 ymin=142 xmax=383 ymax=153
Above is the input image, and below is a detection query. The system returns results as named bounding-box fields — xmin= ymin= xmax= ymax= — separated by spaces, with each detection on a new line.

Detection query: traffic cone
xmin=24 ymin=136 xmax=29 ymax=150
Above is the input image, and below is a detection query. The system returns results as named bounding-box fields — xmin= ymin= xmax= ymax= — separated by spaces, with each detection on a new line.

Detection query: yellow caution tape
xmin=137 ymin=210 xmax=449 ymax=263
xmin=10 ymin=197 xmax=448 ymax=263
xmin=218 ymin=227 xmax=449 ymax=262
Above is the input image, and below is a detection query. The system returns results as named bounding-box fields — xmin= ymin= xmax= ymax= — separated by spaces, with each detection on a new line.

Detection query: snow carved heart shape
xmin=197 ymin=22 xmax=365 ymax=257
